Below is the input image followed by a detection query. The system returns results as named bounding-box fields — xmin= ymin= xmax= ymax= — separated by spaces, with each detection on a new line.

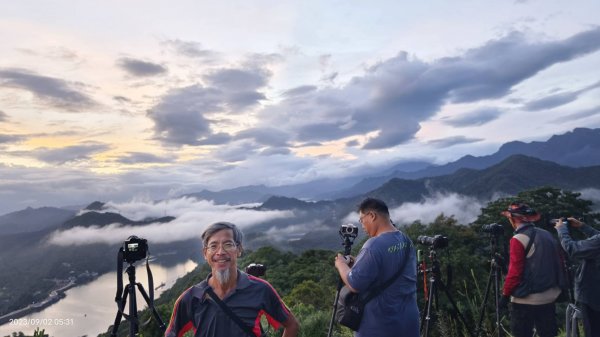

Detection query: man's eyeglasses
xmin=359 ymin=212 xmax=372 ymax=224
xmin=205 ymin=241 xmax=237 ymax=253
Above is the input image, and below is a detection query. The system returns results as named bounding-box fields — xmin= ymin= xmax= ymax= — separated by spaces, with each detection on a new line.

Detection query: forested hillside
xmin=100 ymin=187 xmax=600 ymax=337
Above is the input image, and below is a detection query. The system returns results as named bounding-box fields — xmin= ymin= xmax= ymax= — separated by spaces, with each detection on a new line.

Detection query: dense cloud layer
xmin=249 ymin=27 xmax=600 ymax=151
xmin=48 ymin=197 xmax=293 ymax=245
xmin=23 ymin=142 xmax=111 ymax=164
xmin=117 ymin=57 xmax=167 ymax=77
xmin=340 ymin=192 xmax=486 ymax=227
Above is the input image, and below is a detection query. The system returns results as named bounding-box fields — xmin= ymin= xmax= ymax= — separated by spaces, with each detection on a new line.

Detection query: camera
xmin=339 ymin=223 xmax=358 ymax=239
xmin=482 ymin=223 xmax=504 ymax=236
xmin=122 ymin=235 xmax=148 ymax=264
xmin=417 ymin=235 xmax=449 ymax=249
xmin=549 ymin=218 xmax=570 ymax=226
xmin=245 ymin=263 xmax=266 ymax=277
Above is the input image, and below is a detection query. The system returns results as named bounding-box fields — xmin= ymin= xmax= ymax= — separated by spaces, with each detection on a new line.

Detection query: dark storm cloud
xmin=113 ymin=96 xmax=132 ymax=103
xmin=257 ymin=27 xmax=600 ymax=150
xmin=116 ymin=152 xmax=174 ymax=164
xmin=215 ymin=141 xmax=257 ymax=163
xmin=427 ymin=136 xmax=483 ymax=148
xmin=117 ymin=57 xmax=167 ymax=77
xmin=443 ymin=107 xmax=502 ymax=127
xmin=198 ymin=132 xmax=233 ymax=145
xmin=259 ymin=147 xmax=291 ymax=156
xmin=551 ymin=105 xmax=600 ymax=123
xmin=346 ymin=139 xmax=359 ymax=147
xmin=24 ymin=142 xmax=111 ymax=164
xmin=147 ymin=85 xmax=221 ymax=146
xmin=235 ymin=127 xmax=290 ymax=147
xmin=282 ymin=85 xmax=317 ymax=97
xmin=0 ymin=134 xmax=26 ymax=144
xmin=202 ymin=67 xmax=270 ymax=110
xmin=149 ymin=61 xmax=277 ymax=147
xmin=225 ymin=90 xmax=266 ymax=110
xmin=204 ymin=68 xmax=268 ymax=91
xmin=525 ymin=92 xmax=579 ymax=111
xmin=524 ymin=80 xmax=600 ymax=111
xmin=0 ymin=68 xmax=96 ymax=110
xmin=161 ymin=39 xmax=218 ymax=59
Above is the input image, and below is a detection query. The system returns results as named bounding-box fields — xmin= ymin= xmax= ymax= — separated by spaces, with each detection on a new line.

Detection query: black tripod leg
xmin=135 ymin=283 xmax=166 ymax=331
xmin=110 ymin=285 xmax=131 ymax=337
xmin=327 ymin=279 xmax=343 ymax=337
xmin=438 ymin=280 xmax=475 ymax=337
xmin=476 ymin=265 xmax=494 ymax=336
xmin=493 ymin=266 xmax=504 ymax=337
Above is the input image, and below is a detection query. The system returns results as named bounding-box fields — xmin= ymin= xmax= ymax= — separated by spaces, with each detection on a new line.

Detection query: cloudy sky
xmin=1 ymin=0 xmax=599 ymax=214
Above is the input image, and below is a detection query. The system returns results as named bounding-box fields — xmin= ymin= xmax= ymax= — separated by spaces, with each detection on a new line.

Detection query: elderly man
xmin=334 ymin=197 xmax=419 ymax=337
xmin=500 ymin=202 xmax=564 ymax=337
xmin=165 ymin=222 xmax=299 ymax=337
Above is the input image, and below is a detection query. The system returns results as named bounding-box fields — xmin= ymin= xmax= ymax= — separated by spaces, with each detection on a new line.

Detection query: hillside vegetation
xmin=100 ymin=187 xmax=600 ymax=337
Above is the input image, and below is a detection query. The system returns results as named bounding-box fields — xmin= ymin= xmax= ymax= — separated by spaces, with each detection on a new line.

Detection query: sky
xmin=1 ymin=0 xmax=600 ymax=215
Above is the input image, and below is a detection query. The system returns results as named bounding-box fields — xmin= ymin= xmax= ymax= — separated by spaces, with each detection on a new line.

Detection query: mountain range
xmin=185 ymin=127 xmax=600 ymax=203
xmin=1 ymin=127 xmax=600 ymax=321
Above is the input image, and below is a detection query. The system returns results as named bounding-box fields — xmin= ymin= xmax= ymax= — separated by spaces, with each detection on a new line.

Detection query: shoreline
xmin=0 ymin=278 xmax=80 ymax=326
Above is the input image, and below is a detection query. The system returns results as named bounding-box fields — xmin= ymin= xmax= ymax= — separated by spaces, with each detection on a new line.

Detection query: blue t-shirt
xmin=347 ymin=230 xmax=419 ymax=337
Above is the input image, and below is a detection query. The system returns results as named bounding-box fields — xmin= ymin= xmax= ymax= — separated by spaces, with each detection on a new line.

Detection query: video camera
xmin=245 ymin=263 xmax=266 ymax=277
xmin=122 ymin=235 xmax=148 ymax=264
xmin=417 ymin=234 xmax=449 ymax=249
xmin=339 ymin=223 xmax=358 ymax=239
xmin=481 ymin=223 xmax=504 ymax=236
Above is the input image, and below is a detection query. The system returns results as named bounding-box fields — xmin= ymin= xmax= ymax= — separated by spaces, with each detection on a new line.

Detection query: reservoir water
xmin=0 ymin=260 xmax=197 ymax=337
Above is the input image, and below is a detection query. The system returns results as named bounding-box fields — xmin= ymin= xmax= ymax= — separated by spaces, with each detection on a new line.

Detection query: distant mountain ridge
xmin=182 ymin=128 xmax=600 ymax=204
xmin=253 ymin=154 xmax=600 ymax=215
xmin=362 ymin=154 xmax=600 ymax=206
xmin=335 ymin=127 xmax=600 ymax=198
xmin=0 ymin=206 xmax=76 ymax=235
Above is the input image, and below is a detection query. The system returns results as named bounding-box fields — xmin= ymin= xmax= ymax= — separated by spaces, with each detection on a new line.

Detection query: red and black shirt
xmin=165 ymin=270 xmax=291 ymax=337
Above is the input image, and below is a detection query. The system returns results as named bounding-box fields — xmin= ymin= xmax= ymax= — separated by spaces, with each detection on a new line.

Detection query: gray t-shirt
xmin=347 ymin=230 xmax=419 ymax=337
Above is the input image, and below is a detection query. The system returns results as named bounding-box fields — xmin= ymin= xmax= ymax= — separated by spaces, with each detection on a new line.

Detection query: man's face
xmin=359 ymin=210 xmax=375 ymax=236
xmin=203 ymin=229 xmax=240 ymax=283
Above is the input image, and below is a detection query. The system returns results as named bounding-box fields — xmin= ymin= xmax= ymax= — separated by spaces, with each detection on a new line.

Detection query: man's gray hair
xmin=201 ymin=222 xmax=244 ymax=247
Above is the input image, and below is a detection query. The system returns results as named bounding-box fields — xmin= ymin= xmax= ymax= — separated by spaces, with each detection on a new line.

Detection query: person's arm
xmin=280 ymin=312 xmax=300 ymax=337
xmin=260 ymin=279 xmax=299 ymax=337
xmin=556 ymin=220 xmax=600 ymax=259
xmin=165 ymin=288 xmax=194 ymax=337
xmin=335 ymin=254 xmax=359 ymax=292
xmin=503 ymin=237 xmax=526 ymax=297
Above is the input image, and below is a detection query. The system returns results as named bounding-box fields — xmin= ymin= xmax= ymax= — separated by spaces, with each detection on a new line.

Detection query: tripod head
xmin=339 ymin=223 xmax=358 ymax=255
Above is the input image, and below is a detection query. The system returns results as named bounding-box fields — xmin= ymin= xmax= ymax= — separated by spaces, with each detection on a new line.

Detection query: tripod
xmin=327 ymin=230 xmax=356 ymax=337
xmin=562 ymin=248 xmax=585 ymax=337
xmin=420 ymin=248 xmax=474 ymax=337
xmin=475 ymin=234 xmax=506 ymax=337
xmin=110 ymin=263 xmax=166 ymax=337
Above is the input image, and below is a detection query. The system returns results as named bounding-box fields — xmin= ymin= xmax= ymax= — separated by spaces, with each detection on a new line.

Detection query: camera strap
xmin=205 ymin=287 xmax=260 ymax=337
xmin=522 ymin=227 xmax=537 ymax=258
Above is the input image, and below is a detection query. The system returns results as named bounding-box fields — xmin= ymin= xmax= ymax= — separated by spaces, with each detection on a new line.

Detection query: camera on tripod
xmin=122 ymin=235 xmax=148 ymax=264
xmin=549 ymin=218 xmax=571 ymax=226
xmin=417 ymin=234 xmax=448 ymax=249
xmin=339 ymin=223 xmax=359 ymax=239
xmin=245 ymin=263 xmax=266 ymax=277
xmin=481 ymin=223 xmax=504 ymax=236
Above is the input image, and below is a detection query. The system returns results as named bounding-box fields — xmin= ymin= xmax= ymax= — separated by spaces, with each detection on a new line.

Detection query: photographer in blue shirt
xmin=555 ymin=217 xmax=600 ymax=337
xmin=334 ymin=198 xmax=419 ymax=337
